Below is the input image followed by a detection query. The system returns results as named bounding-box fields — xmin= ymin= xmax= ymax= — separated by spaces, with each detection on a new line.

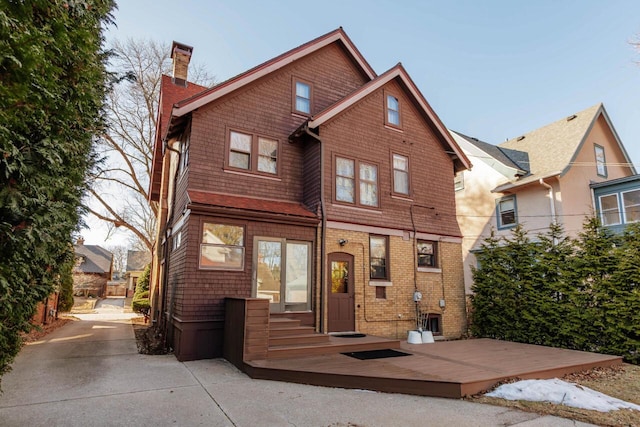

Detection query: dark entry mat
xmin=334 ymin=333 xmax=367 ymax=338
xmin=342 ymin=349 xmax=411 ymax=360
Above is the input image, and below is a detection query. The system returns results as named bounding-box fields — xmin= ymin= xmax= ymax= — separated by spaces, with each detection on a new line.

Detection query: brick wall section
xmin=324 ymin=228 xmax=466 ymax=339
xmin=319 ymin=80 xmax=461 ymax=237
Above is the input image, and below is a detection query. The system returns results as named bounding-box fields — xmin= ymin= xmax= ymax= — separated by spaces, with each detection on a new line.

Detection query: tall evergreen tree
xmin=0 ymin=0 xmax=115 ymax=385
xmin=535 ymin=223 xmax=575 ymax=347
xmin=609 ymin=222 xmax=640 ymax=363
xmin=570 ymin=217 xmax=618 ymax=353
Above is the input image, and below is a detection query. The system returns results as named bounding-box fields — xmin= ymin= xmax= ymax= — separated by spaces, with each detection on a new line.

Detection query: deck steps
xmin=266 ymin=316 xmax=401 ymax=359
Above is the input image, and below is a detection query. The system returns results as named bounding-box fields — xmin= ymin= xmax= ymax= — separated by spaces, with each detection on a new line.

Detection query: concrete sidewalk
xmin=0 ymin=315 xmax=594 ymax=427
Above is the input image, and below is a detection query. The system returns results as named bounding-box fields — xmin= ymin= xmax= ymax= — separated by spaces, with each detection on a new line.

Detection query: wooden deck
xmin=246 ymin=338 xmax=622 ymax=398
xmin=223 ymin=298 xmax=622 ymax=399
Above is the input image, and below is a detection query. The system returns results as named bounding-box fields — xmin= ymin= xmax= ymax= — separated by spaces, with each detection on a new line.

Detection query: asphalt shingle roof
xmin=74 ymin=245 xmax=112 ymax=274
xmin=498 ymin=103 xmax=602 ymax=180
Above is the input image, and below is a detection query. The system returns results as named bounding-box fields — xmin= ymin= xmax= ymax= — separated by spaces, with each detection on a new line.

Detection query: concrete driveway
xmin=0 ymin=314 xmax=593 ymax=427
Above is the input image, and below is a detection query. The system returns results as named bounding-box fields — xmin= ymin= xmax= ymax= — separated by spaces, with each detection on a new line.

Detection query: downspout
xmin=159 ymin=138 xmax=181 ymax=337
xmin=539 ymin=178 xmax=556 ymax=224
xmin=302 ymin=125 xmax=326 ymax=333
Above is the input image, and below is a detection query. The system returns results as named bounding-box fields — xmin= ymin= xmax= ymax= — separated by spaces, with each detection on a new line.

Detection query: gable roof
xmin=304 ymin=64 xmax=471 ymax=172
xmin=450 ymin=130 xmax=527 ymax=177
xmin=74 ymin=245 xmax=112 ymax=274
xmin=126 ymin=250 xmax=150 ymax=272
xmin=150 ymin=75 xmax=209 ymax=202
xmin=494 ymin=103 xmax=636 ymax=192
xmin=171 ymin=28 xmax=376 ymax=118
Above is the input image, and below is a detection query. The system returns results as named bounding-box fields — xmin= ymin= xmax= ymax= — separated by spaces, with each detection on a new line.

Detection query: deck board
xmin=245 ymin=338 xmax=622 ymax=398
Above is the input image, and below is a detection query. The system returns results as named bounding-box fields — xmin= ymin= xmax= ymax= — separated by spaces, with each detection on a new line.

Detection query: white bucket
xmin=421 ymin=330 xmax=435 ymax=343
xmin=407 ymin=330 xmax=422 ymax=344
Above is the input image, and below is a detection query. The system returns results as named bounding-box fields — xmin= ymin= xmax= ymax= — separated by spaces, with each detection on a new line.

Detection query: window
xmin=600 ymin=194 xmax=620 ymax=226
xmin=417 ymin=241 xmax=437 ymax=268
xmin=454 ymin=171 xmax=464 ymax=191
xmin=359 ymin=163 xmax=378 ymax=206
xmin=179 ymin=137 xmax=189 ymax=175
xmin=335 ymin=156 xmax=379 ymax=208
xmin=172 ymin=230 xmax=182 ymax=251
xmin=370 ymin=235 xmax=388 ymax=280
xmin=392 ymin=153 xmax=410 ymax=196
xmin=623 ymin=190 xmax=640 ymax=223
xmin=293 ymin=79 xmax=312 ymax=115
xmin=419 ymin=313 xmax=442 ymax=335
xmin=257 ymin=137 xmax=277 ymax=174
xmin=595 ymin=144 xmax=607 ymax=177
xmin=497 ymin=196 xmax=517 ymax=229
xmin=228 ymin=130 xmax=279 ymax=175
xmin=386 ymin=95 xmax=400 ymax=127
xmin=199 ymin=223 xmax=244 ymax=270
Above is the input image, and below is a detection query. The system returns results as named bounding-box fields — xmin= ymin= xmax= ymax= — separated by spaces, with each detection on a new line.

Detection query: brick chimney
xmin=76 ymin=236 xmax=85 ymax=245
xmin=171 ymin=41 xmax=193 ymax=87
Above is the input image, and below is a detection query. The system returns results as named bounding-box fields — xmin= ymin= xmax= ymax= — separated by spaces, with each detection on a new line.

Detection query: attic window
xmin=567 ymin=114 xmax=577 ymax=121
xmin=385 ymin=93 xmax=401 ymax=129
xmin=516 ymin=136 xmax=525 ymax=141
xmin=293 ymin=78 xmax=312 ymax=115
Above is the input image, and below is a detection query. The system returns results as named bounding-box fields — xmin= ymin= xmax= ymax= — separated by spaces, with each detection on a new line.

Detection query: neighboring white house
xmin=452 ymin=103 xmax=636 ymax=294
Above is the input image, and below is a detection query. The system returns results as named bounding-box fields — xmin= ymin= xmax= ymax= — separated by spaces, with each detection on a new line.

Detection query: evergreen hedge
xmin=471 ymin=218 xmax=640 ymax=364
xmin=0 ymin=0 xmax=114 ymax=386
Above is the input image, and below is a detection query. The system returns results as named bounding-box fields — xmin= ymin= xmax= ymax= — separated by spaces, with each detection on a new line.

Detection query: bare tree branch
xmin=87 ymin=38 xmax=214 ymax=251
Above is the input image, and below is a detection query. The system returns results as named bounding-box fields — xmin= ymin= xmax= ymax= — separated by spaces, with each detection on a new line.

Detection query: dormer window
xmin=293 ymin=78 xmax=312 ymax=115
xmin=386 ymin=94 xmax=400 ymax=127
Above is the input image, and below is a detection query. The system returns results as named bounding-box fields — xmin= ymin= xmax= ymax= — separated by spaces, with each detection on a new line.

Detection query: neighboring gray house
xmin=73 ymin=238 xmax=113 ymax=298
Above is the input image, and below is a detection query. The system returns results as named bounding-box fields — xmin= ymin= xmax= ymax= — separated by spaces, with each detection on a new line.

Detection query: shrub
xmin=132 ymin=290 xmax=150 ymax=314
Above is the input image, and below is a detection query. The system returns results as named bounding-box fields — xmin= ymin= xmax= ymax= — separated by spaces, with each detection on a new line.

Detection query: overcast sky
xmin=83 ymin=0 xmax=640 ymax=247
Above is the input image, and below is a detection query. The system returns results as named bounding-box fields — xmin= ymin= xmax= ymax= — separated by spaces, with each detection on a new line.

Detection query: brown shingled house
xmin=149 ymin=30 xmax=471 ymax=361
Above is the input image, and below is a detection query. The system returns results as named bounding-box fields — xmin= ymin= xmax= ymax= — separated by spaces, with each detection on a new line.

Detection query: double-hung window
xmin=293 ymin=79 xmax=312 ymax=115
xmin=370 ymin=235 xmax=389 ymax=280
xmin=386 ymin=95 xmax=400 ymax=127
xmin=199 ymin=223 xmax=244 ymax=270
xmin=392 ymin=153 xmax=410 ymax=196
xmin=228 ymin=130 xmax=279 ymax=176
xmin=335 ymin=156 xmax=378 ymax=208
xmin=622 ymin=190 xmax=640 ymax=223
xmin=599 ymin=194 xmax=621 ymax=226
xmin=417 ymin=240 xmax=437 ymax=268
xmin=497 ymin=196 xmax=517 ymax=229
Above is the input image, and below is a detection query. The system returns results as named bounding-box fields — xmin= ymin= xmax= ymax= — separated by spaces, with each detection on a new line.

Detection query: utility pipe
xmin=302 ymin=125 xmax=326 ymax=333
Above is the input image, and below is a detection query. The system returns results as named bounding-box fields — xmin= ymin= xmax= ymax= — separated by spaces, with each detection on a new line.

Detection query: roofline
xmin=308 ymin=64 xmax=471 ymax=171
xmin=590 ymin=174 xmax=640 ymax=189
xmin=172 ymin=28 xmax=376 ymax=118
xmin=492 ymin=171 xmax=561 ymax=193
xmin=562 ymin=104 xmax=637 ymax=177
xmin=449 ymin=130 xmax=526 ymax=176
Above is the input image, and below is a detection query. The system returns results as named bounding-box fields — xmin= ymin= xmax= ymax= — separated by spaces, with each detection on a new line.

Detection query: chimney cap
xmin=171 ymin=41 xmax=193 ymax=58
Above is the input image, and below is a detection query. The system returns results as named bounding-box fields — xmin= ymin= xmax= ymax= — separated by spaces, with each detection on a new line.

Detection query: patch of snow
xmin=486 ymin=378 xmax=640 ymax=413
